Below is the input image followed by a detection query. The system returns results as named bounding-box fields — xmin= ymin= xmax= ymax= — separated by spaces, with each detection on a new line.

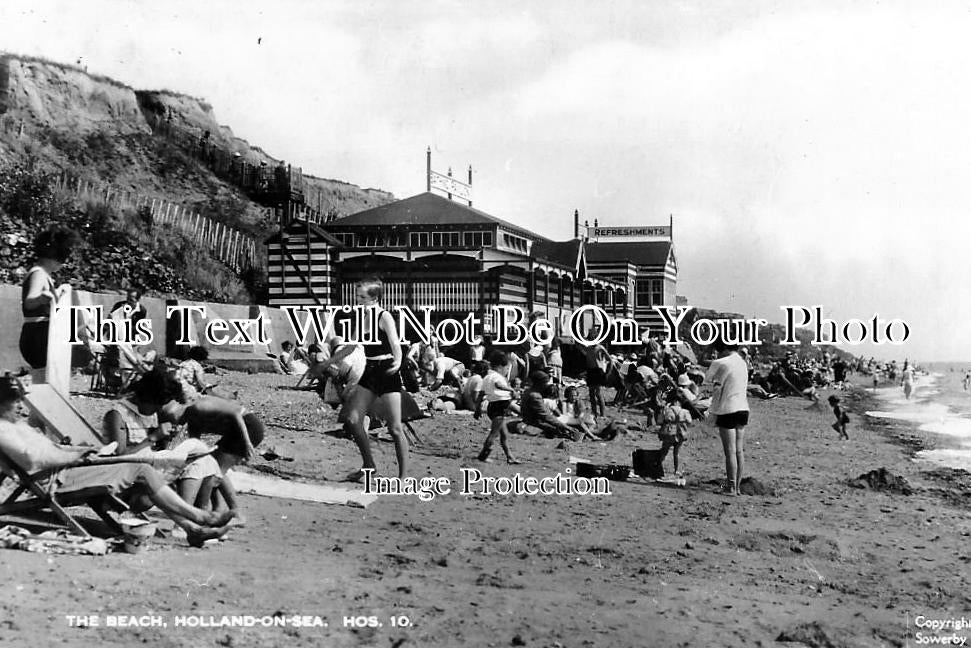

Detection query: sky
xmin=3 ymin=0 xmax=969 ymax=361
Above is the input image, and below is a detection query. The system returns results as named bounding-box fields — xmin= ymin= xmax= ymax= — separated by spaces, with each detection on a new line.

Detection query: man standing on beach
xmin=705 ymin=340 xmax=750 ymax=496
xmin=584 ymin=329 xmax=610 ymax=420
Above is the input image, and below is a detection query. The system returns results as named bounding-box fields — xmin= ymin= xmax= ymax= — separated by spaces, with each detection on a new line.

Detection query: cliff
xmin=0 ymin=54 xmax=394 ymax=231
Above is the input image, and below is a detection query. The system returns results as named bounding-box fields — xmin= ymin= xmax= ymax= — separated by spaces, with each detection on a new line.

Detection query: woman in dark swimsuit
xmin=19 ymin=226 xmax=80 ymax=381
xmin=343 ymin=278 xmax=408 ymax=481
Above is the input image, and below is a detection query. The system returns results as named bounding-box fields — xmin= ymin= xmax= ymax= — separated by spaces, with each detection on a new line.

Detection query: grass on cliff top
xmin=0 ymin=159 xmax=263 ymax=303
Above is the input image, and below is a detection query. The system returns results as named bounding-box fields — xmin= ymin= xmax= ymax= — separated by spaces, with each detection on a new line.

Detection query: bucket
xmin=120 ymin=519 xmax=157 ymax=554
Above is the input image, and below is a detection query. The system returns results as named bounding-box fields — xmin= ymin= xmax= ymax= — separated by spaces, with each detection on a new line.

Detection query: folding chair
xmin=0 ymin=451 xmax=130 ymax=538
xmin=89 ymin=351 xmax=105 ymax=392
xmin=368 ymin=390 xmax=426 ymax=445
xmin=18 ymin=380 xmax=106 ymax=447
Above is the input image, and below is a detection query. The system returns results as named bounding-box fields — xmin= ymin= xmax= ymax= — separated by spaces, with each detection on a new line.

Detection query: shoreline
xmin=858 ymin=386 xmax=971 ymax=512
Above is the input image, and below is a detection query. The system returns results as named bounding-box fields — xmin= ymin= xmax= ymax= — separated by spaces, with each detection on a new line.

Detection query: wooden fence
xmin=54 ymin=171 xmax=260 ymax=270
xmin=1 ymin=116 xmax=263 ymax=270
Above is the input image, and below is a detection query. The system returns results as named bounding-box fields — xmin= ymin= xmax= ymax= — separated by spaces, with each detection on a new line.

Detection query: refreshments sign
xmin=591 ymin=225 xmax=671 ymax=238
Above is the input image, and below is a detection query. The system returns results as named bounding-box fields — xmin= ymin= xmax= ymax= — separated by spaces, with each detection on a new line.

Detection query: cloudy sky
xmin=4 ymin=0 xmax=969 ymax=361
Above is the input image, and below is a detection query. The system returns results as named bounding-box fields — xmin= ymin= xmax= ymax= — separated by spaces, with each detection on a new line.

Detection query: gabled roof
xmin=322 ymin=192 xmax=546 ymax=242
xmin=531 ymin=239 xmax=583 ymax=273
xmin=585 ymin=240 xmax=673 ymax=267
xmin=264 ymin=219 xmax=342 ymax=246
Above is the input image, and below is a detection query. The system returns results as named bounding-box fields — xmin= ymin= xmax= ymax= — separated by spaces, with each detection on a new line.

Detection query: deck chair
xmin=0 ymin=451 xmax=130 ymax=538
xmin=335 ymin=387 xmax=426 ymax=445
xmin=95 ymin=346 xmax=138 ymax=395
xmin=367 ymin=390 xmax=427 ymax=445
xmin=19 ymin=380 xmax=106 ymax=447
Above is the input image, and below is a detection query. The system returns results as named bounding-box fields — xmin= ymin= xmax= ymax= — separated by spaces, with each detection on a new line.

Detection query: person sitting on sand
xmin=435 ymin=362 xmax=488 ymax=413
xmin=0 ymin=378 xmax=233 ymax=546
xmin=160 ymin=394 xmax=264 ymax=523
xmin=422 ymin=355 xmax=465 ymax=391
xmin=520 ymin=371 xmax=578 ymax=440
xmin=675 ymin=373 xmax=710 ymax=419
xmin=175 ymin=346 xmax=219 ymax=402
xmin=278 ymin=341 xmax=309 ymax=376
xmin=557 ymin=385 xmax=598 ymax=441
xmin=104 ymin=369 xmax=224 ymax=511
xmin=828 ymin=395 xmax=850 ymax=440
xmin=462 ymin=362 xmax=488 ymax=412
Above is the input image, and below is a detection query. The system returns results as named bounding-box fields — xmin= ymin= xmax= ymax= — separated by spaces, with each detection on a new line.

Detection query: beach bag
xmin=632 ymin=449 xmax=665 ymax=479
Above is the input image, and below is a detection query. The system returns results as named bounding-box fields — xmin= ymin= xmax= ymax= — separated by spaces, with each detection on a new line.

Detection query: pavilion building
xmin=266 ymin=191 xmax=677 ymax=338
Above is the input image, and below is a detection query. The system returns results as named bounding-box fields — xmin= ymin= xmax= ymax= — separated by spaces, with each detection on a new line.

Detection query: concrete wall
xmin=0 ymin=283 xmax=325 ymax=373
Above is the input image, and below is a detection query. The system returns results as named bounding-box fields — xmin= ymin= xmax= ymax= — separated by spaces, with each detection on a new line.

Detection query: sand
xmin=0 ymin=371 xmax=969 ymax=648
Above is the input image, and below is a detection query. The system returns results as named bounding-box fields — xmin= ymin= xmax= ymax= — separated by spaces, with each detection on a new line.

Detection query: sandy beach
xmin=0 ymin=371 xmax=966 ymax=648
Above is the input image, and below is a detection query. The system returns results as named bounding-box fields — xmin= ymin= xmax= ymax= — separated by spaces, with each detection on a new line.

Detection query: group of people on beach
xmin=3 ymin=225 xmax=266 ymax=546
xmin=268 ymin=274 xmax=889 ymax=496
xmin=6 ymin=225 xmax=913 ymax=536
xmin=286 ymin=276 xmax=758 ymax=494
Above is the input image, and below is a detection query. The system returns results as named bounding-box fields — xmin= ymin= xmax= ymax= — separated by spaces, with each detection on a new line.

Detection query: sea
xmin=864 ymin=362 xmax=971 ymax=472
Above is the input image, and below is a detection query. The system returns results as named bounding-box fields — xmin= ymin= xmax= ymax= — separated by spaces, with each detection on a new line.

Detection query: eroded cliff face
xmin=0 ymin=54 xmax=393 ymax=221
xmin=2 ymin=56 xmax=150 ymax=135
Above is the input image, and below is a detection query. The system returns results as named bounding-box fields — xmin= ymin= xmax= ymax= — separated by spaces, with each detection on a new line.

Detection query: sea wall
xmin=0 ymin=284 xmax=322 ymax=374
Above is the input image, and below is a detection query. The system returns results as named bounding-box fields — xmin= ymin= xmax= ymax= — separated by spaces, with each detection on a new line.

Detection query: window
xmin=636 ymin=278 xmax=665 ymax=306
xmin=333 ymin=232 xmax=355 ymax=247
xmin=360 ymin=232 xmax=382 ymax=247
xmin=651 ymin=279 xmax=664 ymax=306
xmin=636 ymin=279 xmax=651 ymax=307
xmin=409 ymin=232 xmax=430 ymax=248
xmin=461 ymin=231 xmax=494 ymax=247
xmin=386 ymin=232 xmax=407 ymax=247
xmin=430 ymin=231 xmax=461 ymax=247
xmin=500 ymin=232 xmax=528 ymax=253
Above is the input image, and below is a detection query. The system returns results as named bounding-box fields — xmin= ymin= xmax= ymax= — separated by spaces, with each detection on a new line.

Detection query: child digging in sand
xmin=828 ymin=395 xmax=850 ymax=440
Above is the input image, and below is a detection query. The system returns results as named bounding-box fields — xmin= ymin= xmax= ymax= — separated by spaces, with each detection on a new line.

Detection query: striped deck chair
xmin=0 ymin=452 xmax=130 ymax=538
xmin=18 ymin=380 xmax=106 ymax=447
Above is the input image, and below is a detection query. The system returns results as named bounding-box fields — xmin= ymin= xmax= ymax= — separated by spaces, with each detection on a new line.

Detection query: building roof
xmin=585 ymin=240 xmax=673 ymax=267
xmin=323 ymin=192 xmax=547 ymax=242
xmin=264 ymin=218 xmax=343 ymax=246
xmin=531 ymin=239 xmax=583 ymax=272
